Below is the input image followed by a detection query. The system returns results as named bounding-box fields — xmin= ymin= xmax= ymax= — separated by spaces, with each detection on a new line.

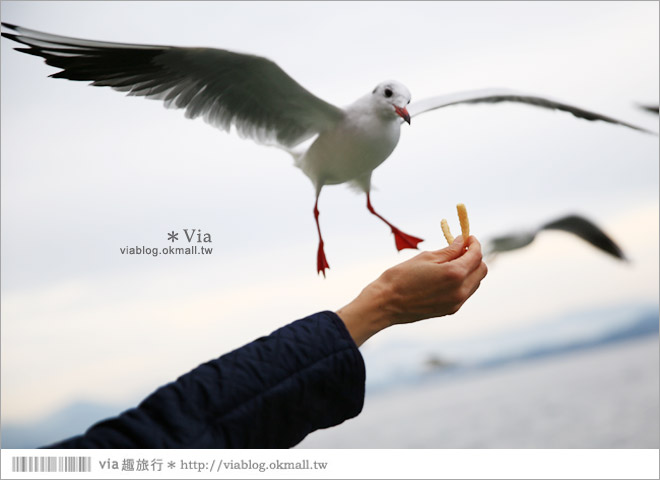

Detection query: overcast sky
xmin=1 ymin=1 xmax=658 ymax=422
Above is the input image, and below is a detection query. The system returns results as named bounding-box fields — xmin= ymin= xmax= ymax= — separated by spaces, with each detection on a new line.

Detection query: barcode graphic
xmin=11 ymin=456 xmax=91 ymax=473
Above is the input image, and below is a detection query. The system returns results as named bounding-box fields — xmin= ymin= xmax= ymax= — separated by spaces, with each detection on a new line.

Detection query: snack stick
xmin=441 ymin=218 xmax=454 ymax=245
xmin=456 ymin=203 xmax=470 ymax=240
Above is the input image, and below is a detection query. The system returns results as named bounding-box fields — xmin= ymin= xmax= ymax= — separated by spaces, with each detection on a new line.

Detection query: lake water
xmin=299 ymin=335 xmax=659 ymax=448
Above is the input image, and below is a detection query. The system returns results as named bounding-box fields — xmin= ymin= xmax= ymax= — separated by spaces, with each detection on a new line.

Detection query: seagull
xmin=2 ymin=23 xmax=653 ymax=276
xmin=483 ymin=214 xmax=626 ymax=261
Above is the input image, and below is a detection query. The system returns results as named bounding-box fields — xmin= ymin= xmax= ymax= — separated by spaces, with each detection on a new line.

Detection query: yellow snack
xmin=441 ymin=218 xmax=454 ymax=245
xmin=457 ymin=203 xmax=470 ymax=241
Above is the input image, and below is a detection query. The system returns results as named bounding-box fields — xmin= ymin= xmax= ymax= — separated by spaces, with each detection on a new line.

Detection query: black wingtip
xmin=1 ymin=32 xmax=19 ymax=42
xmin=1 ymin=22 xmax=19 ymax=32
xmin=637 ymin=103 xmax=660 ymax=114
xmin=541 ymin=214 xmax=627 ymax=261
xmin=1 ymin=23 xmax=22 ymax=44
xmin=634 ymin=124 xmax=659 ymax=136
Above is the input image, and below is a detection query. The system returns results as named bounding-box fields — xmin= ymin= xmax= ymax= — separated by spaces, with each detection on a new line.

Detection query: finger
xmin=452 ymin=237 xmax=483 ymax=272
xmin=464 ymin=235 xmax=480 ymax=249
xmin=467 ymin=261 xmax=488 ymax=290
xmin=430 ymin=236 xmax=465 ymax=263
xmin=462 ymin=261 xmax=488 ymax=302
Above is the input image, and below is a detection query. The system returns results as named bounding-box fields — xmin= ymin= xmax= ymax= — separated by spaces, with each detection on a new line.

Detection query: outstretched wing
xmin=484 ymin=214 xmax=626 ymax=261
xmin=541 ymin=215 xmax=626 ymax=260
xmin=1 ymin=23 xmax=345 ymax=148
xmin=408 ymin=88 xmax=654 ymax=134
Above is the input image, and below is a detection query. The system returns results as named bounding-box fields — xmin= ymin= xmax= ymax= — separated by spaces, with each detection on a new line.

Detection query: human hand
xmin=336 ymin=236 xmax=488 ymax=346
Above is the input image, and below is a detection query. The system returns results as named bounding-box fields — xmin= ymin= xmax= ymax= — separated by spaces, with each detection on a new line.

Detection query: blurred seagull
xmin=1 ymin=23 xmax=653 ymax=276
xmin=483 ymin=214 xmax=626 ymax=261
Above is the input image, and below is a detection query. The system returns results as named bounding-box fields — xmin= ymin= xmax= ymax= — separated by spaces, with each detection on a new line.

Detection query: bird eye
xmin=384 ymin=88 xmax=393 ymax=98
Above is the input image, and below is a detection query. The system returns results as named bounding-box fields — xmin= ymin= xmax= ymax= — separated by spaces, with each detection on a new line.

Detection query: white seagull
xmin=2 ymin=23 xmax=653 ymax=276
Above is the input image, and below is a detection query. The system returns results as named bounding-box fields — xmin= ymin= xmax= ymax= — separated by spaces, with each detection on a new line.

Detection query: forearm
xmin=44 ymin=312 xmax=365 ymax=449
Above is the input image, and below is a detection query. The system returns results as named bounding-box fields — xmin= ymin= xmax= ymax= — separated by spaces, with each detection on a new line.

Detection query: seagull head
xmin=371 ymin=81 xmax=411 ymax=124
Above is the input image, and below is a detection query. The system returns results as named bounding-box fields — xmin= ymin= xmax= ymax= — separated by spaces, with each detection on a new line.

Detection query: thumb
xmin=432 ymin=236 xmax=466 ymax=263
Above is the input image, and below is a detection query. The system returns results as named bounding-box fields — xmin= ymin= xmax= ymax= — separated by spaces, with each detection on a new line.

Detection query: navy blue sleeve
xmin=44 ymin=311 xmax=365 ymax=448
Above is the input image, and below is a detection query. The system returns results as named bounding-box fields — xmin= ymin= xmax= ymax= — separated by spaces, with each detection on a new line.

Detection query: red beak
xmin=394 ymin=105 xmax=411 ymax=124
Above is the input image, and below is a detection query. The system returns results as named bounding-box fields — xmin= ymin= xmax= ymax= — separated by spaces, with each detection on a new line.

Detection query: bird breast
xmin=299 ymin=114 xmax=401 ymax=187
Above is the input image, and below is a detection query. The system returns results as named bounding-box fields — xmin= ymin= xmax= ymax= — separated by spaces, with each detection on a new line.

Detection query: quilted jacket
xmin=45 ymin=311 xmax=365 ymax=448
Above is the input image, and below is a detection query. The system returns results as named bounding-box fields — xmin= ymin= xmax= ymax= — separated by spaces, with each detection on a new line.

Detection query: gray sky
xmin=1 ymin=1 xmax=658 ymax=421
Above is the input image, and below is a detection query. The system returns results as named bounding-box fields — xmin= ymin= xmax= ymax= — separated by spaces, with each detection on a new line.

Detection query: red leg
xmin=314 ymin=198 xmax=330 ymax=277
xmin=366 ymin=193 xmax=423 ymax=250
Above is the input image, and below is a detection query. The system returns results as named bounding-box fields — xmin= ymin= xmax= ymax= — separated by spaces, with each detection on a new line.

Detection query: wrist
xmin=335 ymin=279 xmax=396 ymax=347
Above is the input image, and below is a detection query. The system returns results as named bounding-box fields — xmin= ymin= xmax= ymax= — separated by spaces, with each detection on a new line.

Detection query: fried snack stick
xmin=457 ymin=203 xmax=470 ymax=241
xmin=441 ymin=203 xmax=470 ymax=246
xmin=441 ymin=218 xmax=454 ymax=245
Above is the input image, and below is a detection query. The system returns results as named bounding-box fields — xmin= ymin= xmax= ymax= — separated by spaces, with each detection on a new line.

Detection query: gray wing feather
xmin=409 ymin=88 xmax=654 ymax=134
xmin=1 ymin=23 xmax=344 ymax=148
xmin=484 ymin=231 xmax=537 ymax=255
